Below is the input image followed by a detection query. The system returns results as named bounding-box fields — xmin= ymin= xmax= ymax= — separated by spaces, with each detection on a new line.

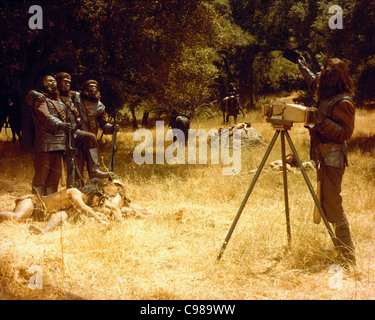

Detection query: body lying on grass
xmin=248 ymin=154 xmax=316 ymax=173
xmin=0 ymin=178 xmax=153 ymax=234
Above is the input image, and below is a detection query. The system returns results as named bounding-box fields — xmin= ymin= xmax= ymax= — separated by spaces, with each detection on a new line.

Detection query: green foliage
xmin=355 ymin=55 xmax=375 ymax=107
xmin=1 ymin=0 xmax=375 ymax=126
xmin=159 ymin=46 xmax=219 ymax=116
xmin=0 ymin=0 xmax=225 ymax=116
xmin=224 ymin=0 xmax=375 ymax=106
xmin=253 ymin=52 xmax=305 ymax=95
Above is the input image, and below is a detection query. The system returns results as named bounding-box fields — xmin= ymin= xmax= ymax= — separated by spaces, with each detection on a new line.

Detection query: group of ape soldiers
xmin=0 ymin=73 xmax=154 ymax=231
xmin=26 ymin=73 xmax=119 ymax=196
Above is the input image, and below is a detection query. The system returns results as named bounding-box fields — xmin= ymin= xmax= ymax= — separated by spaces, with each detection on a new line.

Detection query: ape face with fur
xmin=81 ymin=80 xmax=101 ymax=101
xmin=37 ymin=75 xmax=59 ymax=100
xmin=317 ymin=58 xmax=354 ymax=99
xmin=55 ymin=72 xmax=72 ymax=95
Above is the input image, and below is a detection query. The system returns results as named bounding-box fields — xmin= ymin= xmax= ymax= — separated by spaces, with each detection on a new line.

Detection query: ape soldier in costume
xmin=222 ymin=83 xmax=245 ymax=124
xmin=31 ymin=75 xmax=75 ymax=196
xmin=74 ymin=79 xmax=119 ymax=180
xmin=27 ymin=75 xmax=118 ymax=182
xmin=54 ymin=73 xmax=114 ymax=182
xmin=298 ymin=56 xmax=356 ymax=265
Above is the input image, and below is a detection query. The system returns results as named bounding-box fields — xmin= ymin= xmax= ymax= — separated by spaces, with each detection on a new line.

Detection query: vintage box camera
xmin=262 ymin=100 xmax=317 ymax=127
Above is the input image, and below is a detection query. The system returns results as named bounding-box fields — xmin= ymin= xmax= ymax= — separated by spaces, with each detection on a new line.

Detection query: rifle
xmin=66 ymin=130 xmax=77 ymax=188
xmin=108 ymin=113 xmax=118 ymax=173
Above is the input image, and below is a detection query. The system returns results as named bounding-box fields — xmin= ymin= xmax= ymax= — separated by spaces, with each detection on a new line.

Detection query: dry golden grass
xmin=1 ymin=105 xmax=375 ymax=300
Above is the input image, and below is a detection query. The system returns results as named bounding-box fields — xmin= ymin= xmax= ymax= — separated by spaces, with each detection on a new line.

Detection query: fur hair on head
xmin=81 ymin=79 xmax=101 ymax=101
xmin=317 ymin=58 xmax=354 ymax=99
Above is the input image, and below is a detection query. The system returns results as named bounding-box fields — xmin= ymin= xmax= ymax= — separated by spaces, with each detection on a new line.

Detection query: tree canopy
xmin=1 ymin=0 xmax=374 ymax=137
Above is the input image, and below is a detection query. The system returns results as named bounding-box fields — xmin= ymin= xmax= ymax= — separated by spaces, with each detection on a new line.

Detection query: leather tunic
xmin=74 ymin=93 xmax=112 ymax=136
xmin=310 ymin=93 xmax=355 ymax=168
xmin=32 ymin=99 xmax=67 ymax=153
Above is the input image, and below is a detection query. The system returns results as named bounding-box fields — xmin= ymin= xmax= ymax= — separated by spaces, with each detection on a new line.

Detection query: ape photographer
xmin=298 ymin=55 xmax=356 ymax=265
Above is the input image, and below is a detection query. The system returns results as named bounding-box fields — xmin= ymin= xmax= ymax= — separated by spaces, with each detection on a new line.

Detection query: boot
xmin=334 ymin=216 xmax=356 ymax=265
xmin=87 ymin=148 xmax=113 ymax=179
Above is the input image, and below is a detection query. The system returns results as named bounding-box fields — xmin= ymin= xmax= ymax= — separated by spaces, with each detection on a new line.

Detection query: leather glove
xmin=31 ymin=90 xmax=46 ymax=102
xmin=297 ymin=56 xmax=316 ymax=90
xmin=60 ymin=123 xmax=75 ymax=132
xmin=312 ymin=110 xmax=325 ymax=126
xmin=297 ymin=55 xmax=307 ymax=67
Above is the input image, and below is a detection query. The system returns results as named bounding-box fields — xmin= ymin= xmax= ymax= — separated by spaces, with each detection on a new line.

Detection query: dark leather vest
xmin=311 ymin=93 xmax=354 ymax=168
xmin=75 ymin=94 xmax=107 ymax=135
xmin=33 ymin=99 xmax=67 ymax=153
xmin=60 ymin=93 xmax=81 ymax=127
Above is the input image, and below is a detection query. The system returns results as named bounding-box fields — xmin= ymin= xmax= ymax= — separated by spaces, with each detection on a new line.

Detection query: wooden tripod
xmin=217 ymin=121 xmax=339 ymax=262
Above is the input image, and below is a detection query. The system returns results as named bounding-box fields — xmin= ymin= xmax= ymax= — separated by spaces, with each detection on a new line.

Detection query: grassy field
xmin=1 ymin=101 xmax=375 ymax=300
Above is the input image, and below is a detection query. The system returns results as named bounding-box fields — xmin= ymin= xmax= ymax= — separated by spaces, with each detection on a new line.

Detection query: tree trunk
xmin=248 ymin=56 xmax=255 ymax=109
xmin=141 ymin=112 xmax=149 ymax=126
xmin=130 ymin=101 xmax=138 ymax=128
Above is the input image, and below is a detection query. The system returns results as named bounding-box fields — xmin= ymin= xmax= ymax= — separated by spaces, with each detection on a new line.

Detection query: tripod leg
xmin=281 ymin=131 xmax=292 ymax=246
xmin=284 ymin=131 xmax=339 ymax=248
xmin=216 ymin=130 xmax=281 ymax=262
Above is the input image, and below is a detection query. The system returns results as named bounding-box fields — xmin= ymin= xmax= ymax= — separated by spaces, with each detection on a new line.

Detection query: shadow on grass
xmin=348 ymin=134 xmax=375 ymax=153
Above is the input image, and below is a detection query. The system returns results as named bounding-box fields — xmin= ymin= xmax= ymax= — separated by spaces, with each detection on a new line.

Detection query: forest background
xmin=1 ymin=0 xmax=375 ymax=149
